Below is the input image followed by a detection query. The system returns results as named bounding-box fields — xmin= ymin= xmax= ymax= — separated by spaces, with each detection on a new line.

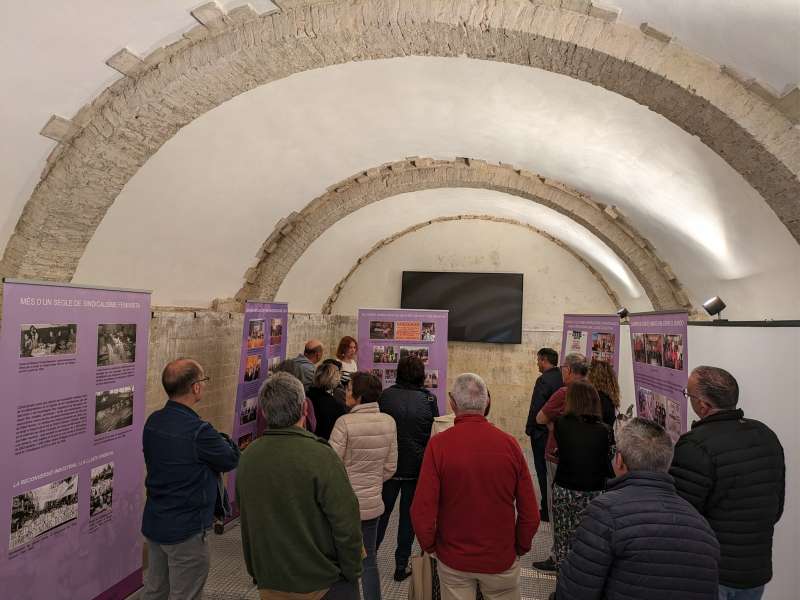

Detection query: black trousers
xmin=531 ymin=434 xmax=548 ymax=517
xmin=376 ymin=478 xmax=417 ymax=569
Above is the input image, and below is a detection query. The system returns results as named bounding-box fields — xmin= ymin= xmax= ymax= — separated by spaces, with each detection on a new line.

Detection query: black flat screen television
xmin=400 ymin=271 xmax=523 ymax=344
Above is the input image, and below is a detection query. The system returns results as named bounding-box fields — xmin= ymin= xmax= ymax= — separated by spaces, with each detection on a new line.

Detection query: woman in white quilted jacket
xmin=330 ymin=371 xmax=398 ymax=600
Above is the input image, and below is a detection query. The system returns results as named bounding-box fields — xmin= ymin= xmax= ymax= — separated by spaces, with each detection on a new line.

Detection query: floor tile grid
xmin=199 ymin=449 xmax=556 ymax=599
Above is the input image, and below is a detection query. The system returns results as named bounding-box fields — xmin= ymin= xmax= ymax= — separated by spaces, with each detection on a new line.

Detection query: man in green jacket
xmin=236 ymin=371 xmax=363 ymax=600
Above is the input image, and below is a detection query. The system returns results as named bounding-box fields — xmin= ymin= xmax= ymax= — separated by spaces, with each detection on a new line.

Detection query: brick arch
xmin=318 ymin=214 xmax=625 ymax=314
xmin=1 ymin=0 xmax=798 ymax=302
xmin=236 ymin=157 xmax=691 ymax=312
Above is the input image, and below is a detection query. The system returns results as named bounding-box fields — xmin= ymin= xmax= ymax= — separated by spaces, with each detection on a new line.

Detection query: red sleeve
xmin=541 ymin=388 xmax=565 ymax=420
xmin=410 ymin=440 xmax=440 ymax=554
xmin=513 ymin=441 xmax=540 ymax=555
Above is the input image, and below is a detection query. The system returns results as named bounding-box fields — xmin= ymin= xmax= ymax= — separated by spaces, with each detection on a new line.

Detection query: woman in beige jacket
xmin=330 ymin=371 xmax=397 ymax=600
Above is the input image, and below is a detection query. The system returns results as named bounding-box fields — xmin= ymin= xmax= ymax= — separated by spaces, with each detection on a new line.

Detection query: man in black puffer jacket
xmin=671 ymin=366 xmax=785 ymax=599
xmin=376 ymin=355 xmax=439 ymax=581
xmin=556 ymin=418 xmax=720 ymax=600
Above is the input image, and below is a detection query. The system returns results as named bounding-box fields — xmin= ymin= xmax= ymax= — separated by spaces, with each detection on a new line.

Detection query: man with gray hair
xmin=411 ymin=373 xmax=539 ymax=599
xmin=670 ymin=366 xmax=785 ymax=600
xmin=555 ymin=418 xmax=720 ymax=599
xmin=236 ymin=372 xmax=363 ymax=600
xmin=533 ymin=352 xmax=588 ymax=572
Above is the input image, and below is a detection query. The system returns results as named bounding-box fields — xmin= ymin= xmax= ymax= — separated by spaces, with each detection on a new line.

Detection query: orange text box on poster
xmin=395 ymin=321 xmax=421 ymax=340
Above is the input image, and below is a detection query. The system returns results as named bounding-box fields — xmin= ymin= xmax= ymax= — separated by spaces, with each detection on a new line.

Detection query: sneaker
xmin=393 ymin=565 xmax=411 ymax=581
xmin=533 ymin=557 xmax=557 ymax=572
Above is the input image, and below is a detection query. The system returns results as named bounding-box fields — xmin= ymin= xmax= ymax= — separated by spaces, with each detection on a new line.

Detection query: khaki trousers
xmin=437 ymin=558 xmax=521 ymax=600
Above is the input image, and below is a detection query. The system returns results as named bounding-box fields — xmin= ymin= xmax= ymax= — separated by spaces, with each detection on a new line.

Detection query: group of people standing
xmin=525 ymin=349 xmax=785 ymax=600
xmin=139 ymin=338 xmax=785 ymax=600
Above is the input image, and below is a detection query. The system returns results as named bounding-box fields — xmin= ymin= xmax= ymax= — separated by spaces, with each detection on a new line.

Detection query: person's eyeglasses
xmin=192 ymin=376 xmax=210 ymax=386
xmin=682 ymin=388 xmax=691 ymax=400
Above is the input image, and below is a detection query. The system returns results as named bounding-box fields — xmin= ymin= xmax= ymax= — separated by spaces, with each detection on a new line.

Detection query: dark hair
xmin=397 ymin=356 xmax=425 ymax=386
xmin=565 ymin=380 xmax=601 ymax=418
xmin=162 ymin=359 xmax=202 ymax=397
xmin=693 ymin=366 xmax=739 ymax=409
xmin=537 ymin=347 xmax=558 ymax=367
xmin=336 ymin=336 xmax=358 ymax=360
xmin=322 ymin=358 xmax=343 ymax=370
xmin=350 ymin=371 xmax=382 ymax=404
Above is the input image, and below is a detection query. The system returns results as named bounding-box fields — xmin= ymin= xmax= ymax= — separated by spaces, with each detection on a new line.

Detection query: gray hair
xmin=692 ymin=366 xmax=738 ymax=410
xmin=451 ymin=373 xmax=488 ymax=413
xmin=259 ymin=372 xmax=305 ymax=428
xmin=563 ymin=353 xmax=588 ymax=376
xmin=616 ymin=417 xmax=674 ymax=472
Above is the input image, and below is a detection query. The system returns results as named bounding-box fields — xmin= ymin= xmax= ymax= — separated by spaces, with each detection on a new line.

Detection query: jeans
xmin=142 ymin=531 xmax=210 ymax=600
xmin=361 ymin=518 xmax=381 ymax=600
xmin=376 ymin=478 xmax=417 ymax=569
xmin=718 ymin=585 xmax=765 ymax=600
xmin=530 ymin=434 xmax=548 ymax=518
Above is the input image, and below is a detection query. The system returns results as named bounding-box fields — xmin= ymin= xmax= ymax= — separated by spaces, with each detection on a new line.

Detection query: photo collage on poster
xmin=631 ymin=332 xmax=684 ymax=371
xmin=368 ymin=320 xmax=438 ymax=388
xmin=10 ymin=320 xmax=139 ymax=552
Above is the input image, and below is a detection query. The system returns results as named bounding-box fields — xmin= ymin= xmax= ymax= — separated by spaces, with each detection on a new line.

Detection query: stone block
xmin=639 ymin=22 xmax=671 ymax=44
xmin=106 ymin=48 xmax=145 ymax=77
xmin=39 ymin=115 xmax=76 ymax=142
xmin=191 ymin=2 xmax=228 ymax=32
xmin=776 ymin=86 xmax=800 ymax=123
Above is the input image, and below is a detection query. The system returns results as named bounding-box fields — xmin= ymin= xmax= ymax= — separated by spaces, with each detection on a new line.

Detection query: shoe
xmin=393 ymin=566 xmax=411 ymax=581
xmin=533 ymin=557 xmax=557 ymax=572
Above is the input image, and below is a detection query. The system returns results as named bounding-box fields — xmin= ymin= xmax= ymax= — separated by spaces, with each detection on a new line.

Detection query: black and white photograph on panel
xmin=89 ymin=462 xmax=113 ymax=517
xmin=421 ymin=322 xmax=436 ymax=342
xmin=95 ymin=385 xmax=134 ymax=435
xmin=96 ymin=324 xmax=136 ymax=366
xmin=399 ymin=346 xmax=429 ymax=364
xmin=384 ymin=369 xmax=397 ymax=386
xmin=240 ymin=396 xmax=257 ymax=425
xmin=20 ymin=324 xmax=77 ymax=358
xmin=9 ymin=475 xmax=79 ymax=551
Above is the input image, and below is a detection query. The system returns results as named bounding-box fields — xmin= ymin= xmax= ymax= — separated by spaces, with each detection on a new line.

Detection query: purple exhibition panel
xmin=0 ymin=279 xmax=151 ymax=600
xmin=357 ymin=308 xmax=449 ymax=414
xmin=629 ymin=311 xmax=689 ymax=442
xmin=560 ymin=314 xmax=621 ymax=374
xmin=226 ymin=301 xmax=288 ymax=514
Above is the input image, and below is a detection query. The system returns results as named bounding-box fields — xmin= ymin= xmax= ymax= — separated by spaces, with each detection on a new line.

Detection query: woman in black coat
xmin=375 ymin=355 xmax=438 ymax=581
xmin=306 ymin=362 xmax=347 ymax=441
xmin=552 ymin=381 xmax=614 ymax=568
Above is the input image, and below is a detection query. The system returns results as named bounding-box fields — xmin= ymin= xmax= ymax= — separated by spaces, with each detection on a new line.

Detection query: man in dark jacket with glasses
xmin=142 ymin=359 xmax=240 ymax=600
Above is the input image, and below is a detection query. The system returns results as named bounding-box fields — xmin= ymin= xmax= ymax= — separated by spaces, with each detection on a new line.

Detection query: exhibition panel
xmin=0 ymin=279 xmax=151 ymax=600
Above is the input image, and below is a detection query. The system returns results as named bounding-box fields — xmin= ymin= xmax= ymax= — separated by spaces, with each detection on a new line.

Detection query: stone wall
xmin=146 ymin=309 xmax=558 ymax=442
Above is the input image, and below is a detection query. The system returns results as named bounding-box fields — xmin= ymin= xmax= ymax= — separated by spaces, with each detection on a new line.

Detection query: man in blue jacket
xmin=555 ymin=418 xmax=719 ymax=600
xmin=142 ymin=359 xmax=240 ymax=600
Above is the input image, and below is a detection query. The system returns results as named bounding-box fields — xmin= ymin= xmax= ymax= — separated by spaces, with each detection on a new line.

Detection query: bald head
xmin=304 ymin=339 xmax=324 ymax=364
xmin=162 ymin=358 xmax=204 ymax=400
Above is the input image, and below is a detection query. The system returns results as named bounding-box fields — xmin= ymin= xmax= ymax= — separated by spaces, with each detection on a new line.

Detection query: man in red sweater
xmin=411 ymin=373 xmax=539 ymax=599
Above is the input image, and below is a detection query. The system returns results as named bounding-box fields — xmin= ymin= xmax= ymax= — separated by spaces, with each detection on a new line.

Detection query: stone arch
xmin=318 ymin=214 xmax=624 ymax=314
xmin=2 ymin=0 xmax=798 ymax=297
xmin=236 ymin=157 xmax=691 ymax=311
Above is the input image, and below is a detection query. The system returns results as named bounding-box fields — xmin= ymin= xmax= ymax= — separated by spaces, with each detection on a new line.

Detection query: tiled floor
xmin=201 ymin=451 xmax=556 ymax=599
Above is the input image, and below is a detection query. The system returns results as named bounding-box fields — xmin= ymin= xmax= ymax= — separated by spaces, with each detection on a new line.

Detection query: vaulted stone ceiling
xmin=1 ymin=0 xmax=798 ymax=319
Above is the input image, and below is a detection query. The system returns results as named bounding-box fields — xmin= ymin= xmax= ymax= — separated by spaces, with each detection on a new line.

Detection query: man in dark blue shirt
xmin=142 ymin=359 xmax=239 ymax=600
